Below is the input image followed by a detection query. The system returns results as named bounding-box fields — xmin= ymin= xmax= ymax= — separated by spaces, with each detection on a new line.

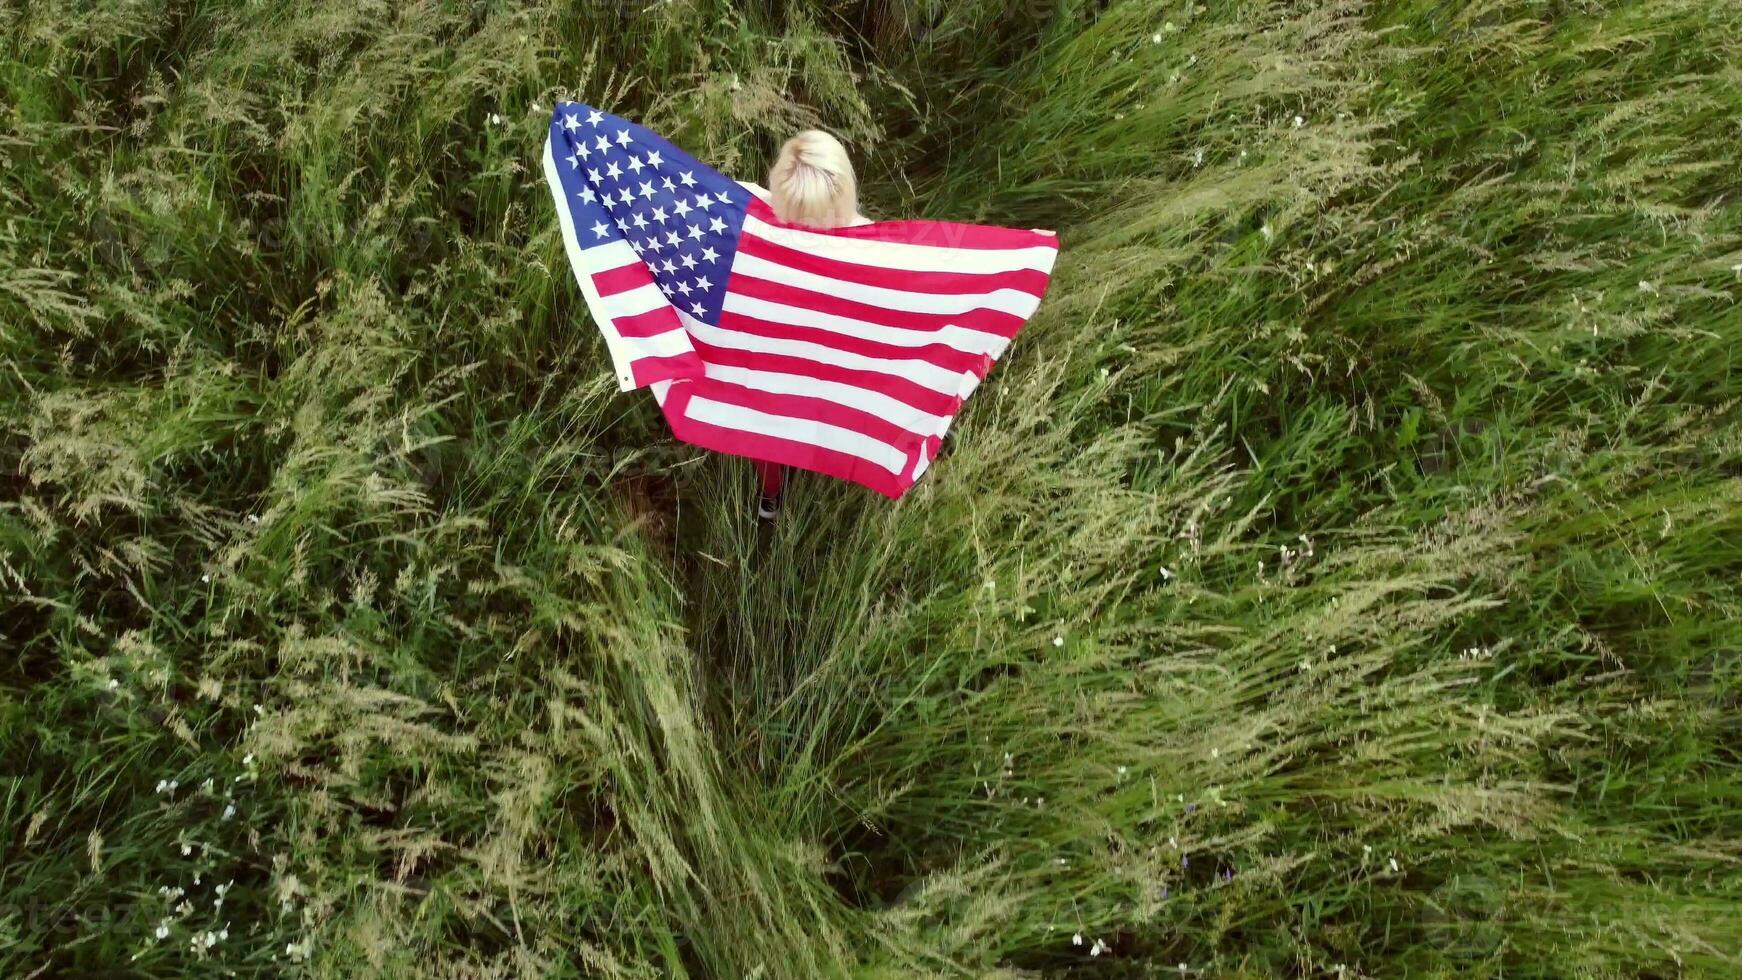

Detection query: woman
xmin=752 ymin=129 xmax=871 ymax=520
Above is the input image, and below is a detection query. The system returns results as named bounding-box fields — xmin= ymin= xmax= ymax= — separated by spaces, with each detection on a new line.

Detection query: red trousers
xmin=754 ymin=460 xmax=784 ymax=496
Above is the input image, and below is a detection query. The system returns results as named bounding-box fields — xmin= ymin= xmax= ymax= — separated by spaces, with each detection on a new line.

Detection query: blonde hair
xmin=767 ymin=129 xmax=858 ymax=228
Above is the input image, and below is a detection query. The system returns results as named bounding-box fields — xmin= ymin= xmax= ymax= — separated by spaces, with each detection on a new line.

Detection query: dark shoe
xmin=756 ymin=492 xmax=781 ymax=521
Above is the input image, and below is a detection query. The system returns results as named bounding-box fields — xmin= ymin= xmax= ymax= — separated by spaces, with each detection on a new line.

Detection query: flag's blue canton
xmin=549 ymin=101 xmax=750 ymax=327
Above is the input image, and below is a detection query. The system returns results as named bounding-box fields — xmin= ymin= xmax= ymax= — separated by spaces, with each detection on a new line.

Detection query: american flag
xmin=542 ymin=101 xmax=1059 ymax=499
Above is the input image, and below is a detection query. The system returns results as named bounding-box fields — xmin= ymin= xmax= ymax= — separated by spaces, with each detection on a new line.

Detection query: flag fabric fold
xmin=542 ymin=101 xmax=1059 ymax=499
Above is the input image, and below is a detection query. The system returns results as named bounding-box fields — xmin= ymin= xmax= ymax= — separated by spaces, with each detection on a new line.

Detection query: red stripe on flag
xmin=612 ymin=305 xmax=682 ymax=339
xmin=728 ymin=273 xmax=1027 ymax=339
xmin=629 ymin=351 xmax=705 ymax=387
xmin=592 ymin=261 xmax=657 ymax=297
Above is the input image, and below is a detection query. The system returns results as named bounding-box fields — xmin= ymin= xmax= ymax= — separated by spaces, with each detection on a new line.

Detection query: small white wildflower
xmin=1056 ymin=857 xmax=1068 ymax=866
xmin=1091 ymin=938 xmax=1108 ymax=956
xmin=1163 ymin=20 xmax=1177 ymax=32
xmin=181 ymin=843 xmax=192 ymax=856
xmin=1362 ymin=844 xmax=1372 ymax=855
xmin=201 ymin=574 xmax=210 ymax=583
xmin=176 ymin=900 xmax=192 ymax=915
xmin=201 ymin=778 xmax=214 ymax=795
xmin=222 ymin=803 xmax=236 ymax=821
xmin=1117 ymin=765 xmax=1128 ymax=776
xmin=1160 ymin=566 xmax=1173 ymax=580
xmin=1210 ymin=747 xmax=1219 ymax=758
xmin=1292 ymin=115 xmax=1304 ymax=128
xmin=1637 ymin=280 xmax=1657 ymax=295
xmin=1179 ymin=964 xmax=1189 ymax=974
xmin=243 ymin=753 xmax=254 ymax=766
xmin=1151 ymin=32 xmax=1162 ymax=43
xmin=107 ymin=678 xmax=119 ymax=690
xmin=1053 ymin=635 xmax=1065 ymax=647
xmin=1260 ymin=223 xmax=1273 ymax=240
xmin=155 ymin=922 xmax=170 ymax=940
xmin=1389 ymin=857 xmax=1400 ymax=872
xmin=1192 ymin=148 xmax=1204 ymax=167
xmin=246 ymin=514 xmax=260 ymax=524
xmin=1072 ymin=932 xmax=1084 ymax=946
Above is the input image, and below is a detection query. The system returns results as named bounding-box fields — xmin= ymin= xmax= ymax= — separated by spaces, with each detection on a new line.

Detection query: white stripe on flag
xmin=620 ymin=328 xmax=695 ymax=360
xmin=579 ymin=238 xmax=641 ymax=265
xmin=731 ymin=252 xmax=1043 ymax=319
xmin=741 ymin=213 xmax=1058 ymax=276
xmin=721 ymin=293 xmax=1011 ymax=359
xmin=601 ymin=282 xmax=667 ymax=319
xmin=701 ymin=363 xmax=951 ymax=438
xmin=684 ymin=396 xmax=910 ymax=475
xmin=684 ymin=318 xmax=975 ymax=397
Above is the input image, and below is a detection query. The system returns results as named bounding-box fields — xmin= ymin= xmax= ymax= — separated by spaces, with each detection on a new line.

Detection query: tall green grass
xmin=3 ymin=0 xmax=1739 ymax=975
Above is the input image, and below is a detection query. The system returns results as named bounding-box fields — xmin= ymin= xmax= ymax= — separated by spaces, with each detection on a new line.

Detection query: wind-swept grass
xmin=3 ymin=0 xmax=1739 ymax=976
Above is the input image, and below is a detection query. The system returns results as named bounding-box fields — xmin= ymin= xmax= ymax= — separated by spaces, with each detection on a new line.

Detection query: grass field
xmin=4 ymin=0 xmax=1741 ymax=975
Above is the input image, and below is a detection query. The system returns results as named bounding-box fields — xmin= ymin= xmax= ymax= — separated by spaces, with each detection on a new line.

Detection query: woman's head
xmin=767 ymin=129 xmax=858 ymax=228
